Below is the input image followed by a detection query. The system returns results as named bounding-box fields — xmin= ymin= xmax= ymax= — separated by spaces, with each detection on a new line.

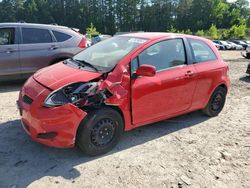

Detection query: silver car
xmin=0 ymin=22 xmax=87 ymax=81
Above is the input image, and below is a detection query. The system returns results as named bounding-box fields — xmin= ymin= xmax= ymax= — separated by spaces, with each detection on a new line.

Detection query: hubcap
xmin=211 ymin=93 xmax=223 ymax=111
xmin=90 ymin=118 xmax=115 ymax=147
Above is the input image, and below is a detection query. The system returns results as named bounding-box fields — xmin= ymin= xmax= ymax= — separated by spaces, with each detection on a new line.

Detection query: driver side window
xmin=138 ymin=39 xmax=186 ymax=71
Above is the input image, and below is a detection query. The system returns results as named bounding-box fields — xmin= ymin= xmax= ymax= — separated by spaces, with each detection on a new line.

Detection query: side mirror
xmin=136 ymin=64 xmax=156 ymax=77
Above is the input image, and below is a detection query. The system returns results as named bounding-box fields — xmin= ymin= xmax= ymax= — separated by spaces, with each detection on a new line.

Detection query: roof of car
xmin=122 ymin=32 xmax=198 ymax=40
xmin=0 ymin=22 xmax=69 ymax=30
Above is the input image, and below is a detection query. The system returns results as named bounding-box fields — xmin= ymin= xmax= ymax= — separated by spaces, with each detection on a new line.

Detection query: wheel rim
xmin=211 ymin=93 xmax=223 ymax=111
xmin=90 ymin=118 xmax=115 ymax=147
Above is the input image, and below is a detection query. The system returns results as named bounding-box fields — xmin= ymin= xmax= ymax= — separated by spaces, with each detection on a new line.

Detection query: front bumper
xmin=18 ymin=77 xmax=87 ymax=148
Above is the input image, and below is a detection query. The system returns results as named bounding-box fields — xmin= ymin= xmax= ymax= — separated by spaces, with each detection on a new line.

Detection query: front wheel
xmin=77 ymin=107 xmax=124 ymax=156
xmin=202 ymin=87 xmax=227 ymax=117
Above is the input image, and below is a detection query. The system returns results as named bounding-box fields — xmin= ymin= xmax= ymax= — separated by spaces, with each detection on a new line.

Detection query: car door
xmin=0 ymin=27 xmax=20 ymax=79
xmin=19 ymin=27 xmax=56 ymax=78
xmin=187 ymin=38 xmax=220 ymax=108
xmin=131 ymin=38 xmax=197 ymax=125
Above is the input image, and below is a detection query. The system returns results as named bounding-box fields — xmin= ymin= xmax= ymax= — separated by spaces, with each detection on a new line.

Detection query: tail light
xmin=78 ymin=37 xmax=87 ymax=48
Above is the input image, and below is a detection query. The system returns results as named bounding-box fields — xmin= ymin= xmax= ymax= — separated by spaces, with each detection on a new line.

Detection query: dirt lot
xmin=0 ymin=51 xmax=249 ymax=188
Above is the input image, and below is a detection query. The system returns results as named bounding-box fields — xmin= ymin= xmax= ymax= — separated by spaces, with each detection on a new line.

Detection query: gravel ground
xmin=0 ymin=51 xmax=249 ymax=188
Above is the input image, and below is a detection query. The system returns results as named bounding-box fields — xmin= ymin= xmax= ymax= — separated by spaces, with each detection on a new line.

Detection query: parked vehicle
xmin=247 ymin=45 xmax=250 ymax=57
xmin=213 ymin=42 xmax=225 ymax=50
xmin=0 ymin=22 xmax=87 ymax=81
xmin=86 ymin=38 xmax=92 ymax=47
xmin=245 ymin=40 xmax=250 ymax=75
xmin=91 ymin=34 xmax=112 ymax=45
xmin=99 ymin=34 xmax=112 ymax=41
xmin=84 ymin=34 xmax=92 ymax=47
xmin=91 ymin=34 xmax=101 ymax=45
xmin=213 ymin=40 xmax=231 ymax=50
xmin=227 ymin=41 xmax=243 ymax=50
xmin=242 ymin=45 xmax=250 ymax=59
xmin=18 ymin=33 xmax=230 ymax=156
xmin=246 ymin=63 xmax=250 ymax=75
xmin=230 ymin=40 xmax=248 ymax=50
xmin=244 ymin=40 xmax=250 ymax=45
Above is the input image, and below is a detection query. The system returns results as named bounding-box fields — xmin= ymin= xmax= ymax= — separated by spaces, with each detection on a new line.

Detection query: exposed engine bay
xmin=44 ymin=81 xmax=112 ymax=108
xmin=43 ymin=70 xmax=129 ymax=110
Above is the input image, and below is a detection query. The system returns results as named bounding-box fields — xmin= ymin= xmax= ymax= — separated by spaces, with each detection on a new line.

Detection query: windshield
xmin=73 ymin=36 xmax=147 ymax=72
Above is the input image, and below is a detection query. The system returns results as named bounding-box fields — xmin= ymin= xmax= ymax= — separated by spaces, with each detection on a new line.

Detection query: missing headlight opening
xmin=44 ymin=81 xmax=113 ymax=108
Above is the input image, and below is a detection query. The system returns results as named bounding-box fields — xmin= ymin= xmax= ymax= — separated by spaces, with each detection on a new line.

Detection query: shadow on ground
xmin=0 ymin=111 xmax=209 ymax=187
xmin=223 ymin=57 xmax=248 ymax=62
xmin=240 ymin=76 xmax=250 ymax=83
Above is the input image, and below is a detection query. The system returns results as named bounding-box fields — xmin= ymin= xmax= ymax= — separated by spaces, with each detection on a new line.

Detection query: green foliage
xmin=208 ymin=24 xmax=219 ymax=39
xmin=246 ymin=28 xmax=250 ymax=39
xmin=228 ymin=25 xmax=238 ymax=38
xmin=238 ymin=25 xmax=247 ymax=38
xmin=86 ymin=23 xmax=100 ymax=35
xmin=195 ymin=30 xmax=205 ymax=36
xmin=228 ymin=24 xmax=246 ymax=39
xmin=210 ymin=0 xmax=230 ymax=28
xmin=247 ymin=16 xmax=250 ymax=28
xmin=0 ymin=0 xmax=249 ymax=36
xmin=184 ymin=29 xmax=192 ymax=35
xmin=166 ymin=28 xmax=192 ymax=35
xmin=190 ymin=0 xmax=213 ymax=31
xmin=165 ymin=25 xmax=249 ymax=40
xmin=167 ymin=26 xmax=177 ymax=33
xmin=220 ymin=29 xmax=229 ymax=40
xmin=178 ymin=30 xmax=185 ymax=34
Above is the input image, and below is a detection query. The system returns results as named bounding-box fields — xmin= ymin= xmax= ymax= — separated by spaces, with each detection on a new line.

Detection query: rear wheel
xmin=202 ymin=87 xmax=227 ymax=117
xmin=77 ymin=107 xmax=124 ymax=156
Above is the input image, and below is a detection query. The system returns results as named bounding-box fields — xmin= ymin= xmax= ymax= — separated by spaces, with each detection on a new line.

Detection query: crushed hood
xmin=33 ymin=62 xmax=102 ymax=90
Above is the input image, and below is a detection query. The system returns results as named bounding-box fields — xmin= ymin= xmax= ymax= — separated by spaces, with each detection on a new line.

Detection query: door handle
xmin=50 ymin=45 xmax=59 ymax=50
xmin=5 ymin=49 xmax=14 ymax=54
xmin=185 ymin=71 xmax=194 ymax=77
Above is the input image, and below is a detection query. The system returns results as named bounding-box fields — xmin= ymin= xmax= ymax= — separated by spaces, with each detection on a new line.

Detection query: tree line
xmin=0 ymin=0 xmax=249 ymax=38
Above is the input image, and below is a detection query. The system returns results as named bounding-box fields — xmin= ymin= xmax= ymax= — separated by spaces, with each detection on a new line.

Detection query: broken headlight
xmin=44 ymin=82 xmax=99 ymax=107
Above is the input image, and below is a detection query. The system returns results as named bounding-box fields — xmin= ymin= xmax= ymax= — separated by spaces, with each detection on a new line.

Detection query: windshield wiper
xmin=72 ymin=58 xmax=99 ymax=72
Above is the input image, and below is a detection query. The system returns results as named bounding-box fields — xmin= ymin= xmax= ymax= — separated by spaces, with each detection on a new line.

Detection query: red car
xmin=18 ymin=33 xmax=230 ymax=156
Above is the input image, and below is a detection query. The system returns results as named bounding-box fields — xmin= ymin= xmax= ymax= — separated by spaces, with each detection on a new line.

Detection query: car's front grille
xmin=22 ymin=95 xmax=33 ymax=105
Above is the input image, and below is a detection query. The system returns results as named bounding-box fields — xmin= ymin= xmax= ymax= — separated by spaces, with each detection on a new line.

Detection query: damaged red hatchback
xmin=18 ymin=33 xmax=230 ymax=155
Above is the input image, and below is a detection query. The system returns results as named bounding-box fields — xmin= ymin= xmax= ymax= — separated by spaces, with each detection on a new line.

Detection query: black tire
xmin=202 ymin=87 xmax=227 ymax=117
xmin=77 ymin=107 xmax=124 ymax=156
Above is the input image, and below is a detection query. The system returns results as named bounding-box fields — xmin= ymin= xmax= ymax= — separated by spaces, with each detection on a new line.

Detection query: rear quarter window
xmin=52 ymin=31 xmax=72 ymax=42
xmin=188 ymin=39 xmax=217 ymax=63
